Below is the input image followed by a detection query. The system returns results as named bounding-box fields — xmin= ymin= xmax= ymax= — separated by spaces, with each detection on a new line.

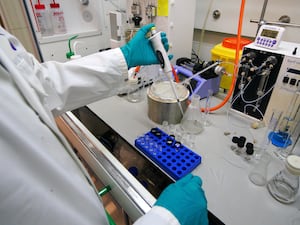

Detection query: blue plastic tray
xmin=135 ymin=127 xmax=202 ymax=180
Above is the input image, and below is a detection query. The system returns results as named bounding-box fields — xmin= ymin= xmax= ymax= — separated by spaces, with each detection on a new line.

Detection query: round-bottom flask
xmin=267 ymin=155 xmax=300 ymax=204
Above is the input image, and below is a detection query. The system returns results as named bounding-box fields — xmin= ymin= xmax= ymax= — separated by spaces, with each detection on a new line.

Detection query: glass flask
xmin=267 ymin=155 xmax=300 ymax=204
xmin=248 ymin=152 xmax=272 ymax=186
xmin=180 ymin=94 xmax=204 ymax=134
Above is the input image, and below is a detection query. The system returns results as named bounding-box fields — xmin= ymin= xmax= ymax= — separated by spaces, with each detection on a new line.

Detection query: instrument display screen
xmin=261 ymin=29 xmax=279 ymax=38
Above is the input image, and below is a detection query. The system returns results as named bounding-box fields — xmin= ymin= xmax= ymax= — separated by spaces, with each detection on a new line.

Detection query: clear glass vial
xmin=267 ymin=155 xmax=300 ymax=204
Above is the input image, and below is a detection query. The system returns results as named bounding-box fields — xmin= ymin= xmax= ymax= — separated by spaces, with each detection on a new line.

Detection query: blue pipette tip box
xmin=134 ymin=127 xmax=202 ymax=180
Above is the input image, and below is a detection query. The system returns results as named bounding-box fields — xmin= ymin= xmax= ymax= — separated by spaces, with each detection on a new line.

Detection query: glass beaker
xmin=271 ymin=93 xmax=300 ymax=159
xmin=248 ymin=152 xmax=272 ymax=186
xmin=276 ymin=117 xmax=300 ymax=159
xmin=127 ymin=76 xmax=143 ymax=103
xmin=180 ymin=94 xmax=204 ymax=134
xmin=267 ymin=155 xmax=300 ymax=204
xmin=255 ymin=109 xmax=283 ymax=160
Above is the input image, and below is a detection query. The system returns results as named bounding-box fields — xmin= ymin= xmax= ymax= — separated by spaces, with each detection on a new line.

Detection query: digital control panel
xmin=281 ymin=67 xmax=300 ymax=92
xmin=255 ymin=25 xmax=285 ymax=49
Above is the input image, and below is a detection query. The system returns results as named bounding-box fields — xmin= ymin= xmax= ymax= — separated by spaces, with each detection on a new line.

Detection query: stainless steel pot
xmin=147 ymin=81 xmax=190 ymax=124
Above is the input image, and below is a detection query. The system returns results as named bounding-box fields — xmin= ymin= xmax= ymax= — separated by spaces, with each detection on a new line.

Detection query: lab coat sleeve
xmin=32 ymin=48 xmax=129 ymax=116
xmin=134 ymin=206 xmax=180 ymax=225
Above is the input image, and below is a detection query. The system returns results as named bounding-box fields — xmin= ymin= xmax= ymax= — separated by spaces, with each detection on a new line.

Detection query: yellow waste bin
xmin=211 ymin=37 xmax=252 ymax=90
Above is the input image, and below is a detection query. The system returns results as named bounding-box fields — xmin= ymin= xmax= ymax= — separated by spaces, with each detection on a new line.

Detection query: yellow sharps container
xmin=211 ymin=37 xmax=252 ymax=90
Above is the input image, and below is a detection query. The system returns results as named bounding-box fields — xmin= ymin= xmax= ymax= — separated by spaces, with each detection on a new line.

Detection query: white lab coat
xmin=0 ymin=27 xmax=179 ymax=225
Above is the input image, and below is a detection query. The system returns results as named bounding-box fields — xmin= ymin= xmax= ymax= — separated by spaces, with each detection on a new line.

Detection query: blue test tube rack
xmin=134 ymin=127 xmax=202 ymax=180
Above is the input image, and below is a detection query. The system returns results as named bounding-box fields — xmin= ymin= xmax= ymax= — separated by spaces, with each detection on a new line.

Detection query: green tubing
xmin=66 ymin=35 xmax=78 ymax=59
xmin=98 ymin=185 xmax=116 ymax=225
xmin=106 ymin=211 xmax=117 ymax=225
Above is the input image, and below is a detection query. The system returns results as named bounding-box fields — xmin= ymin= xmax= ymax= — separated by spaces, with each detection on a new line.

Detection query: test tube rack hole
xmin=135 ymin=127 xmax=202 ymax=180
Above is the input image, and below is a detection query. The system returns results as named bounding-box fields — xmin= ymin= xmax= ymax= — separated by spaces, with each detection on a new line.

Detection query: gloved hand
xmin=120 ymin=23 xmax=171 ymax=68
xmin=155 ymin=174 xmax=208 ymax=225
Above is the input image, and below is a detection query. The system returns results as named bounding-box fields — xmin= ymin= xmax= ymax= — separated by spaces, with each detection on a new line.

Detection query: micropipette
xmin=149 ymin=27 xmax=184 ymax=116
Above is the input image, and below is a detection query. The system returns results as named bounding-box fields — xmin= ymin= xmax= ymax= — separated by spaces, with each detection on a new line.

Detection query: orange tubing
xmin=172 ymin=65 xmax=180 ymax=83
xmin=202 ymin=0 xmax=246 ymax=112
xmin=134 ymin=66 xmax=141 ymax=77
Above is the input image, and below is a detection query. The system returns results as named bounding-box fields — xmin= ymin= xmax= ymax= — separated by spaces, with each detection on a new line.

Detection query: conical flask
xmin=180 ymin=94 xmax=204 ymax=134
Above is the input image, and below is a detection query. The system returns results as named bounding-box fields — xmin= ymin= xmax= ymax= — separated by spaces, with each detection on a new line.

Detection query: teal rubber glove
xmin=155 ymin=174 xmax=208 ymax=225
xmin=120 ymin=23 xmax=171 ymax=68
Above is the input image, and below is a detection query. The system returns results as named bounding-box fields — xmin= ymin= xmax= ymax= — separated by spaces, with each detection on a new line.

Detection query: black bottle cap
xmin=174 ymin=141 xmax=181 ymax=148
xmin=246 ymin=142 xmax=254 ymax=150
xmin=232 ymin=136 xmax=239 ymax=143
xmin=246 ymin=147 xmax=254 ymax=155
xmin=237 ymin=141 xmax=244 ymax=148
xmin=239 ymin=136 xmax=246 ymax=145
xmin=237 ymin=136 xmax=246 ymax=148
xmin=169 ymin=135 xmax=175 ymax=140
xmin=166 ymin=139 xmax=173 ymax=145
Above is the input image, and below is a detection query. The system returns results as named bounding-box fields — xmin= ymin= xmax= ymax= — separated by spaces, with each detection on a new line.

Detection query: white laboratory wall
xmin=166 ymin=0 xmax=196 ymax=62
xmin=24 ymin=0 xmax=195 ymax=63
xmin=194 ymin=0 xmax=300 ymax=60
xmin=24 ymin=0 xmax=112 ymax=62
xmin=125 ymin=0 xmax=196 ymax=63
xmin=195 ymin=0 xmax=300 ymax=40
xmin=195 ymin=0 xmax=261 ymax=37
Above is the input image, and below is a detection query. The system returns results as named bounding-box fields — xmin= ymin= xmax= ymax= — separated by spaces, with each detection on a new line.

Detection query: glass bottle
xmin=34 ymin=2 xmax=54 ymax=36
xmin=50 ymin=2 xmax=67 ymax=34
xmin=180 ymin=94 xmax=203 ymax=134
xmin=267 ymin=155 xmax=300 ymax=204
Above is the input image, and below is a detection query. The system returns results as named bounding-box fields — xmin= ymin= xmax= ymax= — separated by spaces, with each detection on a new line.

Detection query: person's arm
xmin=134 ymin=206 xmax=180 ymax=225
xmin=36 ymin=48 xmax=129 ymax=115
xmin=1 ymin=24 xmax=170 ymax=115
xmin=34 ymin=23 xmax=169 ymax=115
xmin=134 ymin=174 xmax=208 ymax=225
